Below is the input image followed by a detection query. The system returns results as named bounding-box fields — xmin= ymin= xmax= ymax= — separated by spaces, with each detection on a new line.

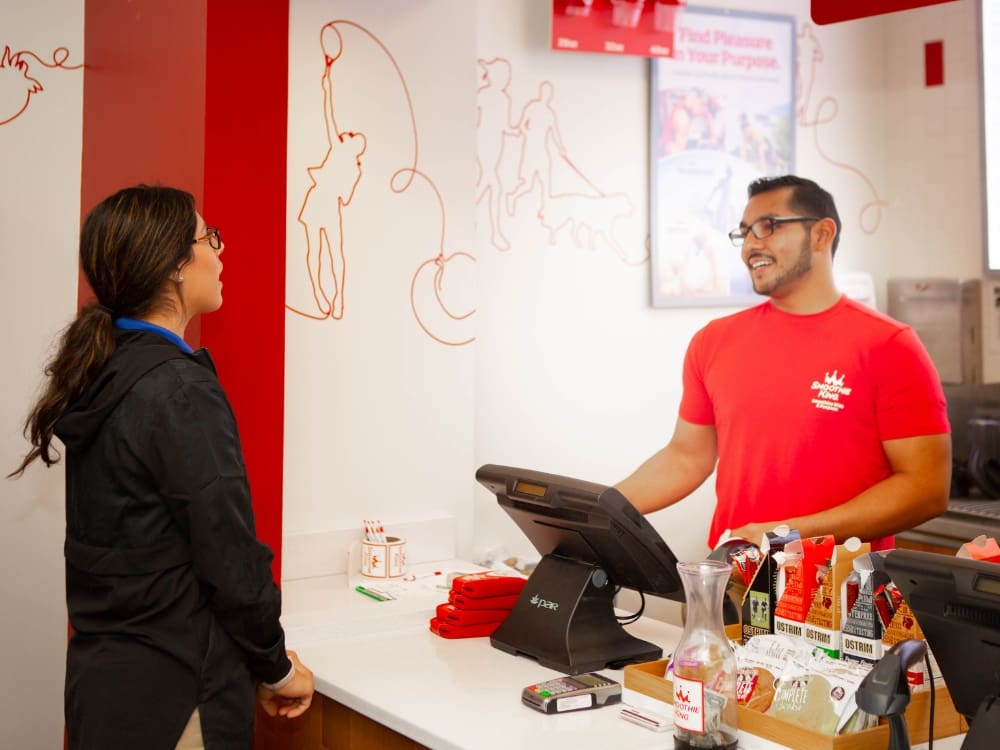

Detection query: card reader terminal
xmin=521 ymin=673 xmax=621 ymax=714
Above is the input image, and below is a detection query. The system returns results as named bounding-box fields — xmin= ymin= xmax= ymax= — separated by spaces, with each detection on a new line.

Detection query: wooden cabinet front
xmin=254 ymin=692 xmax=429 ymax=750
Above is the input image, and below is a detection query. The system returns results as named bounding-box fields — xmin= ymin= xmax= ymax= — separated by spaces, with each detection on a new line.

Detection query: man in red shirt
xmin=617 ymin=175 xmax=951 ymax=550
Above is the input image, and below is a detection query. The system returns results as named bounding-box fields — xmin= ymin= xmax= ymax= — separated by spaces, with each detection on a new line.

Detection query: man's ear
xmin=813 ymin=217 xmax=838 ymax=253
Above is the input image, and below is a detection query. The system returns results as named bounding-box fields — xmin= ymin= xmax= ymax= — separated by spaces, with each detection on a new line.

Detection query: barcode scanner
xmin=855 ymin=639 xmax=927 ymax=750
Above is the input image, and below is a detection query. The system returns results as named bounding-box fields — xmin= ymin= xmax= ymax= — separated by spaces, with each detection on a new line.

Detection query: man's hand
xmin=257 ymin=650 xmax=315 ymax=719
xmin=722 ymin=523 xmax=776 ymax=549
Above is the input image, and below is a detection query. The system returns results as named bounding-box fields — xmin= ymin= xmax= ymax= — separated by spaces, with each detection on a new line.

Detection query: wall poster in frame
xmin=650 ymin=6 xmax=797 ymax=308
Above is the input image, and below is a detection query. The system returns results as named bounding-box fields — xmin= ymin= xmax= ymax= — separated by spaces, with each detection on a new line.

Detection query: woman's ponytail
xmin=9 ymin=184 xmax=197 ymax=479
xmin=8 ymin=304 xmax=117 ymax=477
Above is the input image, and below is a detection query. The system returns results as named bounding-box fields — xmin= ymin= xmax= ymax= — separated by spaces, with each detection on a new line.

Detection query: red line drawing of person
xmin=0 ymin=44 xmax=80 ymax=127
xmin=796 ymin=23 xmax=823 ymax=126
xmin=475 ymin=57 xmax=519 ymax=252
xmin=287 ymin=20 xmax=475 ymax=345
xmin=290 ymin=24 xmax=367 ymax=321
xmin=505 ymin=80 xmax=567 ymax=217
xmin=481 ymin=70 xmax=647 ymax=265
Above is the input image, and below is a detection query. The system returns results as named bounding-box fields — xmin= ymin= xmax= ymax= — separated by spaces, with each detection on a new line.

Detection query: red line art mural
xmin=292 ymin=24 xmax=368 ymax=321
xmin=506 ymin=81 xmax=571 ymax=218
xmin=797 ymin=23 xmax=887 ymax=234
xmin=476 ymin=57 xmax=647 ymax=266
xmin=476 ymin=58 xmax=518 ymax=251
xmin=286 ymin=20 xmax=476 ymax=346
xmin=0 ymin=44 xmax=81 ymax=127
xmin=403 ymin=166 xmax=476 ymax=347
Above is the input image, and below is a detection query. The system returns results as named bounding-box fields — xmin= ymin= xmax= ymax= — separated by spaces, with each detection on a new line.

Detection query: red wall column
xmin=80 ymin=0 xmax=287 ymax=578
xmin=80 ymin=0 xmax=207 ymax=348
xmin=202 ymin=1 xmax=289 ymax=578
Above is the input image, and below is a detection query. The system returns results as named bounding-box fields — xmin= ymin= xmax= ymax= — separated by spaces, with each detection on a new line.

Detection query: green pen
xmin=355 ymin=585 xmax=388 ymax=602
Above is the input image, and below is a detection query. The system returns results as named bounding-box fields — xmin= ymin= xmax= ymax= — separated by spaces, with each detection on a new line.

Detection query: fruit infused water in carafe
xmin=671 ymin=560 xmax=738 ymax=750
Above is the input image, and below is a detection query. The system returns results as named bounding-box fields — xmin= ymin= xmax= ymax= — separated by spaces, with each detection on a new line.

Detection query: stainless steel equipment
xmin=887 ymin=278 xmax=982 ymax=385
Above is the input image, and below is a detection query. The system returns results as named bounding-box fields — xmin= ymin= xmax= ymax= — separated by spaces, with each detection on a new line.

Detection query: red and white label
xmin=672 ymin=675 xmax=705 ymax=732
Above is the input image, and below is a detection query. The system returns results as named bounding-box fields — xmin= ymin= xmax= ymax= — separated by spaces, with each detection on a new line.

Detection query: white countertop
xmin=279 ymin=560 xmax=965 ymax=750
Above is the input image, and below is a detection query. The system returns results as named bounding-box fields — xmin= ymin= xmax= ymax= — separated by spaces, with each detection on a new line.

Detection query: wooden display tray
xmin=624 ymin=659 xmax=967 ymax=750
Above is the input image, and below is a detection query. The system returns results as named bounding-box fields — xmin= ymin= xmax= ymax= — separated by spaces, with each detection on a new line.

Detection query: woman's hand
xmin=257 ymin=650 xmax=315 ymax=719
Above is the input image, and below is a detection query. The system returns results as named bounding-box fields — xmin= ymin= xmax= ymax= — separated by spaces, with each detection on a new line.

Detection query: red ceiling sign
xmin=811 ymin=0 xmax=960 ymax=25
xmin=551 ymin=0 xmax=685 ymax=58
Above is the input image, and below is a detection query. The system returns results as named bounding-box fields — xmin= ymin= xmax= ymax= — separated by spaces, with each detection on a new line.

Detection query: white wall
xmin=282 ymin=0 xmax=478 ymax=575
xmin=472 ymin=0 xmax=983 ymax=620
xmin=471 ymin=0 xmax=718 ymax=572
xmin=881 ymin=2 xmax=998 ymax=377
xmin=469 ymin=0 xmax=974 ymax=572
xmin=277 ymin=0 xmax=986 ymax=610
xmin=0 ymin=1 xmax=84 ymax=747
xmin=277 ymin=0 xmax=985 ymax=578
xmin=885 ymin=1 xmax=981 ymax=282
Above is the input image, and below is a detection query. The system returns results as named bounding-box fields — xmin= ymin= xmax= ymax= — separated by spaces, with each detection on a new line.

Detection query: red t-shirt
xmin=680 ymin=296 xmax=949 ymax=550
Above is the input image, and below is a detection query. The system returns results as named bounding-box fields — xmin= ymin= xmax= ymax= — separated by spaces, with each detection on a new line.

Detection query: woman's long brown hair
xmin=9 ymin=185 xmax=197 ymax=477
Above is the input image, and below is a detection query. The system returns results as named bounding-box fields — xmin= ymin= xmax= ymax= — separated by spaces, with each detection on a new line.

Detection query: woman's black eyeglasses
xmin=194 ymin=226 xmax=222 ymax=250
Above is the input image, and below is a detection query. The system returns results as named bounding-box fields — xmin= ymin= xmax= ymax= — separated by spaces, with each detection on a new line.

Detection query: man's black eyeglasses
xmin=195 ymin=226 xmax=222 ymax=250
xmin=728 ymin=216 xmax=819 ymax=247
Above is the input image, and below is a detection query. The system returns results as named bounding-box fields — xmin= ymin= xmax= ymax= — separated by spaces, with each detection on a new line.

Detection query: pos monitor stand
xmin=884 ymin=549 xmax=1000 ymax=750
xmin=475 ymin=464 xmax=684 ymax=675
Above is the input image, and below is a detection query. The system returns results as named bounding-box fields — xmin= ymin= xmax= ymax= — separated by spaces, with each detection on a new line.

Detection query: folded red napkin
xmin=449 ymin=572 xmax=527 ymax=598
xmin=429 ymin=616 xmax=503 ymax=639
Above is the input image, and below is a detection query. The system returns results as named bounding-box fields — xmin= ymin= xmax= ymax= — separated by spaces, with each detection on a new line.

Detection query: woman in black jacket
xmin=11 ymin=185 xmax=314 ymax=749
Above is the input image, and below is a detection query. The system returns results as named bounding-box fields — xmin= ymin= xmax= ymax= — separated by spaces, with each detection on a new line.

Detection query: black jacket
xmin=55 ymin=329 xmax=291 ymax=749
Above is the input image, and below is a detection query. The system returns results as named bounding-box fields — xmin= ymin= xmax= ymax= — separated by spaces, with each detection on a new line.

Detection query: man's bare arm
xmin=616 ymin=417 xmax=719 ymax=514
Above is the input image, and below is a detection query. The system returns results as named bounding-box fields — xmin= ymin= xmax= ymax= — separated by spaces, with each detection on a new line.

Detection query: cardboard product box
xmin=773 ymin=535 xmax=836 ymax=640
xmin=804 ymin=539 xmax=870 ymax=658
xmin=880 ymin=596 xmax=942 ymax=691
xmin=841 ymin=552 xmax=890 ymax=666
xmin=740 ymin=528 xmax=800 ymax=643
xmin=709 ymin=539 xmax=764 ymax=639
xmin=623 ymin=659 xmax=967 ymax=750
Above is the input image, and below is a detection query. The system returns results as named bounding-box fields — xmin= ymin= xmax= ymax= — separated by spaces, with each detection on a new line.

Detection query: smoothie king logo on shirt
xmin=810 ymin=370 xmax=852 ymax=412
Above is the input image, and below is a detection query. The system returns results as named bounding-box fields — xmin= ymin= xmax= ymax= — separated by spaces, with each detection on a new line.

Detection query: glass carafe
xmin=671 ymin=560 xmax=738 ymax=750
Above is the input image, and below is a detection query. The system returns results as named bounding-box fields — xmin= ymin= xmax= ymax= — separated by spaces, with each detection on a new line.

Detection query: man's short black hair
xmin=747 ymin=175 xmax=842 ymax=257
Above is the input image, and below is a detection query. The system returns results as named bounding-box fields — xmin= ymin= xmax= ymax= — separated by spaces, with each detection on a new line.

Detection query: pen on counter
xmin=355 ymin=585 xmax=390 ymax=602
xmin=402 ymin=570 xmax=442 ymax=582
xmin=366 ymin=585 xmax=395 ymax=600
